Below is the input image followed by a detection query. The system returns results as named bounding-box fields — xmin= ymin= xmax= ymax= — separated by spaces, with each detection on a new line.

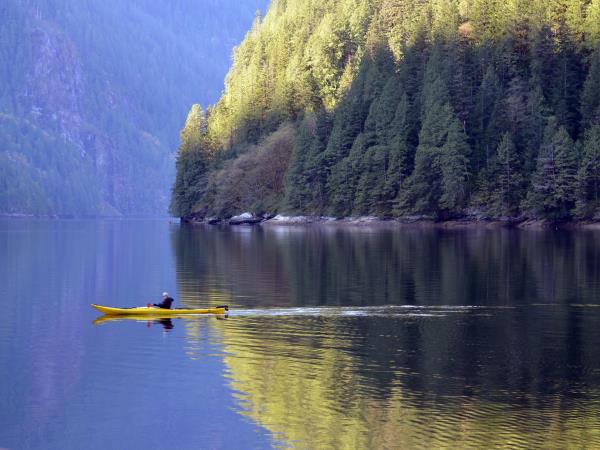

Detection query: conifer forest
xmin=171 ymin=0 xmax=600 ymax=223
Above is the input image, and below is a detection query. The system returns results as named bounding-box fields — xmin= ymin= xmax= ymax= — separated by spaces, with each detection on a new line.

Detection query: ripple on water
xmin=207 ymin=306 xmax=600 ymax=450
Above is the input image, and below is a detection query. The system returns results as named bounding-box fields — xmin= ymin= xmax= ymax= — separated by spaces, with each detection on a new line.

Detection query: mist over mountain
xmin=0 ymin=0 xmax=267 ymax=216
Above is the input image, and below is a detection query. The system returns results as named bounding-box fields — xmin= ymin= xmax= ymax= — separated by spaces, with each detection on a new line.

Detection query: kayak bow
xmin=91 ymin=304 xmax=229 ymax=316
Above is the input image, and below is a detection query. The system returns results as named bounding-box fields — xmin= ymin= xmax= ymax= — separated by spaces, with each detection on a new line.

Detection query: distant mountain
xmin=171 ymin=0 xmax=600 ymax=223
xmin=0 ymin=0 xmax=267 ymax=216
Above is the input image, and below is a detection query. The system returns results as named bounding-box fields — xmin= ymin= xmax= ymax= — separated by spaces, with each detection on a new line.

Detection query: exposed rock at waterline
xmin=228 ymin=212 xmax=264 ymax=225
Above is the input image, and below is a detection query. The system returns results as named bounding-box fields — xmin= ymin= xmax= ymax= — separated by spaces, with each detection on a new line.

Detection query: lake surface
xmin=2 ymin=219 xmax=600 ymax=449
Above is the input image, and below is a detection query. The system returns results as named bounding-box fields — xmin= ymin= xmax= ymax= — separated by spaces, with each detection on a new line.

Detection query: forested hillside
xmin=172 ymin=0 xmax=600 ymax=222
xmin=0 ymin=0 xmax=266 ymax=216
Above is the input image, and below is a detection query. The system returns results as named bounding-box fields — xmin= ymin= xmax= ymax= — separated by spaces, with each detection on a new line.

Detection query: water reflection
xmin=218 ymin=309 xmax=600 ymax=448
xmin=92 ymin=314 xmax=227 ymax=329
xmin=172 ymin=225 xmax=600 ymax=308
xmin=92 ymin=316 xmax=175 ymax=331
xmin=172 ymin=225 xmax=600 ymax=449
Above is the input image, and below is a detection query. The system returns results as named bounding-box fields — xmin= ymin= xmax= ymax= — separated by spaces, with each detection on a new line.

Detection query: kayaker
xmin=153 ymin=292 xmax=174 ymax=309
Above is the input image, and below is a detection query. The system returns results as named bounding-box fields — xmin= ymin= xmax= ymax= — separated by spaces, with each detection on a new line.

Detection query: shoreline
xmin=182 ymin=214 xmax=600 ymax=230
xmin=4 ymin=213 xmax=598 ymax=230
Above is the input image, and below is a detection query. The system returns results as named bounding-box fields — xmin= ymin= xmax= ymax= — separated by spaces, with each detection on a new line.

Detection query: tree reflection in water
xmin=173 ymin=225 xmax=600 ymax=449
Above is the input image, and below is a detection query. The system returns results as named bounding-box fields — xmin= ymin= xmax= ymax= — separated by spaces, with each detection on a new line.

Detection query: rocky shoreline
xmin=181 ymin=213 xmax=600 ymax=230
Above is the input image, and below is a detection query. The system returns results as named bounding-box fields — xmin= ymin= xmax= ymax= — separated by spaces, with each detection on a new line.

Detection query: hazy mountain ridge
xmin=0 ymin=0 xmax=267 ymax=216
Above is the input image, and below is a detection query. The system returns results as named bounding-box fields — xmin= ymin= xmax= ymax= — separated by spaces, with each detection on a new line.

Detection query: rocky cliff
xmin=0 ymin=0 xmax=267 ymax=216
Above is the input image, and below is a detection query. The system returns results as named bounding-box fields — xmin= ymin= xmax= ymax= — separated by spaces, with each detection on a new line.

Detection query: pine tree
xmin=327 ymin=133 xmax=367 ymax=216
xmin=298 ymin=110 xmax=333 ymax=214
xmin=178 ymin=104 xmax=208 ymax=153
xmin=551 ymin=27 xmax=584 ymax=138
xmin=396 ymin=70 xmax=468 ymax=217
xmin=284 ymin=118 xmax=313 ymax=212
xmin=363 ymin=73 xmax=404 ymax=147
xmin=575 ymin=125 xmax=600 ymax=218
xmin=524 ymin=118 xmax=578 ymax=219
xmin=353 ymin=145 xmax=389 ymax=215
xmin=471 ymin=66 xmax=502 ymax=172
xmin=488 ymin=132 xmax=523 ymax=217
xmin=554 ymin=127 xmax=579 ymax=212
xmin=439 ymin=118 xmax=471 ymax=213
xmin=170 ymin=105 xmax=212 ymax=217
xmin=581 ymin=48 xmax=600 ymax=129
xmin=321 ymin=70 xmax=367 ymax=171
xmin=340 ymin=71 xmax=411 ymax=217
xmin=395 ymin=146 xmax=442 ymax=216
xmin=584 ymin=0 xmax=600 ymax=46
xmin=525 ymin=121 xmax=559 ymax=218
xmin=382 ymin=93 xmax=415 ymax=214
xmin=530 ymin=26 xmax=556 ymax=96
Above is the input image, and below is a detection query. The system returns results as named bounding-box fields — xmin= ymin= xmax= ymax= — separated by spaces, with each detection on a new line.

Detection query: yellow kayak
xmin=91 ymin=304 xmax=228 ymax=316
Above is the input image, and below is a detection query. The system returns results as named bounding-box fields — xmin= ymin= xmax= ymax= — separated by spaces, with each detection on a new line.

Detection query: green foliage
xmin=0 ymin=114 xmax=100 ymax=215
xmin=487 ymin=132 xmax=524 ymax=217
xmin=581 ymin=48 xmax=600 ymax=128
xmin=396 ymin=61 xmax=471 ymax=218
xmin=524 ymin=118 xmax=579 ymax=219
xmin=170 ymin=105 xmax=213 ymax=217
xmin=575 ymin=125 xmax=600 ymax=218
xmin=470 ymin=67 xmax=503 ymax=172
xmin=205 ymin=123 xmax=296 ymax=217
xmin=284 ymin=112 xmax=332 ymax=214
xmin=173 ymin=0 xmax=600 ymax=223
xmin=440 ymin=119 xmax=471 ymax=211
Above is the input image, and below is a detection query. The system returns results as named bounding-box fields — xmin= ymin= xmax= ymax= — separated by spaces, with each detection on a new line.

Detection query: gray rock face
xmin=229 ymin=212 xmax=263 ymax=225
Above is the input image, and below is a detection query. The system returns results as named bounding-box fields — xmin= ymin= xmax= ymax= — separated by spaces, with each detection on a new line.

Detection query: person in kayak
xmin=153 ymin=292 xmax=174 ymax=309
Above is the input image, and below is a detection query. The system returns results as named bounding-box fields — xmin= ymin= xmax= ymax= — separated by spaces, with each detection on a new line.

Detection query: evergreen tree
xmin=530 ymin=26 xmax=556 ymax=98
xmin=381 ymin=93 xmax=415 ymax=214
xmin=439 ymin=118 xmax=471 ymax=212
xmin=471 ymin=66 xmax=503 ymax=172
xmin=168 ymin=0 xmax=600 ymax=223
xmin=581 ymin=48 xmax=600 ymax=128
xmin=328 ymin=133 xmax=367 ymax=216
xmin=584 ymin=0 xmax=600 ymax=46
xmin=575 ymin=125 xmax=600 ymax=218
xmin=170 ymin=105 xmax=212 ymax=217
xmin=395 ymin=146 xmax=442 ymax=216
xmin=488 ymin=132 xmax=523 ymax=217
xmin=353 ymin=145 xmax=389 ymax=215
xmin=397 ymin=71 xmax=469 ymax=217
xmin=524 ymin=118 xmax=578 ymax=219
xmin=551 ymin=28 xmax=584 ymax=138
xmin=321 ymin=71 xmax=368 ymax=171
xmin=363 ymin=73 xmax=404 ymax=147
xmin=284 ymin=118 xmax=313 ymax=212
xmin=178 ymin=105 xmax=208 ymax=153
xmin=287 ymin=111 xmax=332 ymax=214
xmin=554 ymin=127 xmax=579 ymax=210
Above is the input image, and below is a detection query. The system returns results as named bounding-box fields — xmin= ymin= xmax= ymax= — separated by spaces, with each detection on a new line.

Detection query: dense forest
xmin=172 ymin=0 xmax=600 ymax=222
xmin=0 ymin=0 xmax=266 ymax=215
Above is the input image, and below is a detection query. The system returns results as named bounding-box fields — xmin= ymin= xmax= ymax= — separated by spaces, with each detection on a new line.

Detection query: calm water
xmin=2 ymin=219 xmax=600 ymax=449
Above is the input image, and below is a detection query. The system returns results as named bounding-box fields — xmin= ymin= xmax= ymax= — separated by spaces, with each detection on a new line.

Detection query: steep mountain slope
xmin=0 ymin=0 xmax=267 ymax=215
xmin=172 ymin=0 xmax=600 ymax=222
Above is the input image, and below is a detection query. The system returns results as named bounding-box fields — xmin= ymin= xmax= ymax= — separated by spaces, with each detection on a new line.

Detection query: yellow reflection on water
xmin=212 ymin=316 xmax=600 ymax=450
